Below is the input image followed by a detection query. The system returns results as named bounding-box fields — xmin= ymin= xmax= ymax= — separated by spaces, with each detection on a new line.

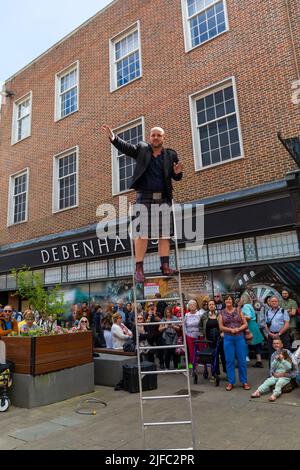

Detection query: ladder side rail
xmin=172 ymin=199 xmax=196 ymax=450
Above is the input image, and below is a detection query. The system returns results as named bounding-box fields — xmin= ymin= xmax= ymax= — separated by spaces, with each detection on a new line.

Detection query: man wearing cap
xmin=280 ymin=288 xmax=299 ymax=341
xmin=102 ymin=124 xmax=183 ymax=282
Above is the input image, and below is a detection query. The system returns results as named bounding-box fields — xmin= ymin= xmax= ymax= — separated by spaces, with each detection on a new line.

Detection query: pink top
xmin=221 ymin=309 xmax=243 ymax=336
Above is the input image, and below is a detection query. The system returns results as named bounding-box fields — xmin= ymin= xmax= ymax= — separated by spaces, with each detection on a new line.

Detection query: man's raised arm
xmin=102 ymin=124 xmax=139 ymax=159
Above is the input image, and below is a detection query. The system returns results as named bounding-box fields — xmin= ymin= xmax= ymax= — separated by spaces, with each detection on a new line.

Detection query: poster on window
xmin=144 ymin=283 xmax=160 ymax=298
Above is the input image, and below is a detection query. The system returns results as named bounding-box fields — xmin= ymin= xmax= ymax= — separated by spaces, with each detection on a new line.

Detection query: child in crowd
xmin=251 ymin=349 xmax=292 ymax=401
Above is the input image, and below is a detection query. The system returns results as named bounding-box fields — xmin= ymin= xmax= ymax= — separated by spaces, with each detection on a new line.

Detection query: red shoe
xmin=226 ymin=384 xmax=234 ymax=391
xmin=242 ymin=383 xmax=251 ymax=390
xmin=135 ymin=262 xmax=145 ymax=283
xmin=161 ymin=263 xmax=178 ymax=276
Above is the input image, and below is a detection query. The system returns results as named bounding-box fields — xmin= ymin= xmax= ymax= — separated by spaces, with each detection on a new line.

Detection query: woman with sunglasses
xmin=78 ymin=317 xmax=90 ymax=331
xmin=0 ymin=306 xmax=19 ymax=336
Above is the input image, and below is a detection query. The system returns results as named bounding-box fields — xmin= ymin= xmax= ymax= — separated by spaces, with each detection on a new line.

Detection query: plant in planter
xmin=3 ymin=270 xmax=93 ymax=378
xmin=12 ymin=268 xmax=65 ymax=333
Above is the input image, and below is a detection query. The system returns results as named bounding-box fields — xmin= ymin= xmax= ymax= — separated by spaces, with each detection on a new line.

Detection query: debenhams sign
xmin=40 ymin=236 xmax=130 ymax=265
xmin=0 ymin=235 xmax=133 ymax=273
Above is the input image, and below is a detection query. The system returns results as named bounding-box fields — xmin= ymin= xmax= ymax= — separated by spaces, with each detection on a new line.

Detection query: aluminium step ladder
xmin=129 ymin=201 xmax=196 ymax=451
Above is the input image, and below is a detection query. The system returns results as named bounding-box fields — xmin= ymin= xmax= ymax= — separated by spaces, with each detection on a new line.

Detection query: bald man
xmin=102 ymin=124 xmax=183 ymax=282
xmin=0 ymin=305 xmax=19 ymax=336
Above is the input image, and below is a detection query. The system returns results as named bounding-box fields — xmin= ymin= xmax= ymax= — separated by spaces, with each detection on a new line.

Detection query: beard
xmin=151 ymin=141 xmax=163 ymax=149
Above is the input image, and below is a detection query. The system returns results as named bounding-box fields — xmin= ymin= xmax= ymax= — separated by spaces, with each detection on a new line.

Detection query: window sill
xmin=53 ymin=204 xmax=78 ymax=215
xmin=195 ymin=154 xmax=244 ymax=172
xmin=110 ymin=75 xmax=142 ymax=94
xmin=11 ymin=134 xmax=31 ymax=146
xmin=55 ymin=109 xmax=79 ymax=123
xmin=186 ymin=29 xmax=229 ymax=53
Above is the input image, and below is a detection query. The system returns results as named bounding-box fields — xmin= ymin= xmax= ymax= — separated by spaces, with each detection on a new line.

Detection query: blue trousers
xmin=224 ymin=334 xmax=248 ymax=385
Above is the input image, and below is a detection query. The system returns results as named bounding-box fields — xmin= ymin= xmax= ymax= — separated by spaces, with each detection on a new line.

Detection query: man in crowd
xmin=214 ymin=292 xmax=225 ymax=312
xmin=280 ymin=288 xmax=299 ymax=341
xmin=0 ymin=305 xmax=19 ymax=336
xmin=114 ymin=299 xmax=126 ymax=323
xmin=265 ymin=296 xmax=290 ymax=356
xmin=125 ymin=302 xmax=135 ymax=330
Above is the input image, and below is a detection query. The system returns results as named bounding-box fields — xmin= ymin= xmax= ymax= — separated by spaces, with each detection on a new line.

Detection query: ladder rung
xmin=142 ymin=395 xmax=190 ymax=400
xmin=144 ymin=421 xmax=192 ymax=427
xmin=136 ymin=297 xmax=181 ymax=303
xmin=141 ymin=369 xmax=188 ymax=375
xmin=139 ymin=344 xmax=180 ymax=350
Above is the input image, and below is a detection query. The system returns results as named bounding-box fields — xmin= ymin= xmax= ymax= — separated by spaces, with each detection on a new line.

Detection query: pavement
xmin=1 ymin=360 xmax=300 ymax=450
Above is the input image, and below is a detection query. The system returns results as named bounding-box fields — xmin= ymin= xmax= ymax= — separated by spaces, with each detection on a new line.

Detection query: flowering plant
xmin=19 ymin=326 xmax=85 ymax=337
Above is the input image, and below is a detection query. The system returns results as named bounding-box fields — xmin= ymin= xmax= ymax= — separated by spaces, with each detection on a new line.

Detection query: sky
xmin=0 ymin=0 xmax=113 ymax=84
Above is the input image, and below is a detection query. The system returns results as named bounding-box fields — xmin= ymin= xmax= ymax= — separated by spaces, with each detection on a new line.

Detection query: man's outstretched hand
xmin=173 ymin=161 xmax=183 ymax=174
xmin=101 ymin=124 xmax=114 ymax=140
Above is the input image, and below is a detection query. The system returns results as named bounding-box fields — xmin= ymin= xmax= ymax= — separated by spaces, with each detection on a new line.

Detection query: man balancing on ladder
xmin=102 ymin=124 xmax=183 ymax=283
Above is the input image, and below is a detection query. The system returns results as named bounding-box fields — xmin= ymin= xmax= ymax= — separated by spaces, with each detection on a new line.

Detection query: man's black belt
xmin=136 ymin=191 xmax=166 ymax=200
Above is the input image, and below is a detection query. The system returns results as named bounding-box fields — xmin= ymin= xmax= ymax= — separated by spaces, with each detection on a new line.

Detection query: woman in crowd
xmin=20 ymin=309 xmax=38 ymax=334
xmin=78 ymin=316 xmax=90 ymax=331
xmin=144 ymin=303 xmax=163 ymax=367
xmin=219 ymin=295 xmax=250 ymax=391
xmin=240 ymin=296 xmax=264 ymax=368
xmin=101 ymin=304 xmax=114 ymax=348
xmin=111 ymin=313 xmax=133 ymax=349
xmin=159 ymin=306 xmax=181 ymax=369
xmin=184 ymin=299 xmax=202 ymax=367
xmin=199 ymin=298 xmax=209 ymax=318
xmin=199 ymin=299 xmax=226 ymax=375
xmin=133 ymin=314 xmax=154 ymax=362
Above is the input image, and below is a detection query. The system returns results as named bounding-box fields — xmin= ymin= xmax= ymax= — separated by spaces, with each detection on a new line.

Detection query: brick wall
xmin=0 ymin=0 xmax=299 ymax=246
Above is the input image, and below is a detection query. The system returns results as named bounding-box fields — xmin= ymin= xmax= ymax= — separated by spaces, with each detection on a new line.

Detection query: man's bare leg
xmin=158 ymin=239 xmax=170 ymax=257
xmin=134 ymin=238 xmax=148 ymax=282
xmin=135 ymin=238 xmax=148 ymax=262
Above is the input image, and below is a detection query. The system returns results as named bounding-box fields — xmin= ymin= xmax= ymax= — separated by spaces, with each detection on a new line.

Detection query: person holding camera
xmin=265 ymin=296 xmax=290 ymax=357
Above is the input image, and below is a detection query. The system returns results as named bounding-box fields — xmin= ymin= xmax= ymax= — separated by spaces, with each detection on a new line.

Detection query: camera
xmin=266 ymin=320 xmax=271 ymax=328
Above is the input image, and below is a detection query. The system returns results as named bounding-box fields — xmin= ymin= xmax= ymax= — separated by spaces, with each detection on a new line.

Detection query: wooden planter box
xmin=2 ymin=331 xmax=93 ymax=376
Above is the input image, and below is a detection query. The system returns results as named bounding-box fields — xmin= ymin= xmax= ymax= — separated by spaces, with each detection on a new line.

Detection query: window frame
xmin=7 ymin=168 xmax=30 ymax=227
xmin=111 ymin=116 xmax=145 ymax=196
xmin=109 ymin=21 xmax=143 ymax=92
xmin=11 ymin=92 xmax=32 ymax=145
xmin=55 ymin=61 xmax=79 ymax=122
xmin=52 ymin=146 xmax=79 ymax=214
xmin=189 ymin=76 xmax=244 ymax=171
xmin=181 ymin=0 xmax=229 ymax=52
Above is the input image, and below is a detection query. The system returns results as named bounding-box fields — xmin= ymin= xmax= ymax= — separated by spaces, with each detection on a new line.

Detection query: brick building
xmin=0 ymin=0 xmax=300 ymax=311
